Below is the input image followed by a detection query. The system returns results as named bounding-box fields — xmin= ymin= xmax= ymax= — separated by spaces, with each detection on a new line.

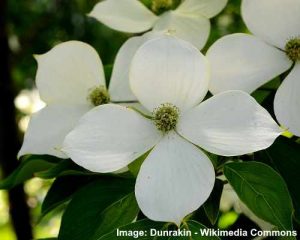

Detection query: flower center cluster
xmin=285 ymin=38 xmax=300 ymax=62
xmin=88 ymin=85 xmax=110 ymax=106
xmin=151 ymin=0 xmax=180 ymax=15
xmin=153 ymin=103 xmax=180 ymax=133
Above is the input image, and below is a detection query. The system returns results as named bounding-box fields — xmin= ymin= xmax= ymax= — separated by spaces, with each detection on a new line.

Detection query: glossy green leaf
xmin=252 ymin=90 xmax=271 ymax=104
xmin=203 ymin=179 xmax=224 ymax=225
xmin=58 ymin=178 xmax=136 ymax=240
xmin=91 ymin=193 xmax=139 ymax=239
xmin=36 ymin=158 xmax=134 ymax=180
xmin=0 ymin=155 xmax=60 ymax=189
xmin=41 ymin=175 xmax=96 ymax=218
xmin=259 ymin=137 xmax=300 ymax=222
xmin=35 ymin=159 xmax=91 ymax=179
xmin=224 ymin=161 xmax=293 ymax=230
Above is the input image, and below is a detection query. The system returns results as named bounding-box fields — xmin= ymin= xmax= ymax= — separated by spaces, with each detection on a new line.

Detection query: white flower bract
xmin=19 ymin=41 xmax=135 ymax=158
xmin=62 ymin=36 xmax=282 ymax=225
xmin=88 ymin=0 xmax=228 ymax=49
xmin=207 ymin=0 xmax=300 ymax=136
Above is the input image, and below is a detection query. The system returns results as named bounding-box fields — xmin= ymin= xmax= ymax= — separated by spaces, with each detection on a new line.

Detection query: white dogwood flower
xmin=62 ymin=36 xmax=281 ymax=225
xmin=207 ymin=0 xmax=300 ymax=136
xmin=19 ymin=41 xmax=136 ymax=158
xmin=89 ymin=0 xmax=228 ymax=49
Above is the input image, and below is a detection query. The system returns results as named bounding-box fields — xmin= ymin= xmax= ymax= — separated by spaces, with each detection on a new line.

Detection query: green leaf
xmin=91 ymin=193 xmax=139 ymax=239
xmin=224 ymin=161 xmax=294 ymax=231
xmin=0 ymin=155 xmax=60 ymax=189
xmin=259 ymin=137 xmax=300 ymax=223
xmin=41 ymin=175 xmax=96 ymax=218
xmin=252 ymin=90 xmax=271 ymax=104
xmin=203 ymin=179 xmax=224 ymax=225
xmin=36 ymin=159 xmax=134 ymax=179
xmin=58 ymin=178 xmax=136 ymax=240
xmin=35 ymin=159 xmax=91 ymax=179
xmin=97 ymin=219 xmax=166 ymax=240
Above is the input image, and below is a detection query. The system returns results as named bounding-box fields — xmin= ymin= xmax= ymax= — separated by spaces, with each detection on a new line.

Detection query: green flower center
xmin=153 ymin=103 xmax=180 ymax=133
xmin=285 ymin=38 xmax=300 ymax=62
xmin=88 ymin=85 xmax=110 ymax=106
xmin=151 ymin=0 xmax=181 ymax=15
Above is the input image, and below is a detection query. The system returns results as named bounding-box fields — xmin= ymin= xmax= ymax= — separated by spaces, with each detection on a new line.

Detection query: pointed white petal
xmin=207 ymin=34 xmax=292 ymax=94
xmin=18 ymin=104 xmax=90 ymax=158
xmin=153 ymin=11 xmax=210 ymax=49
xmin=135 ymin=132 xmax=215 ymax=225
xmin=109 ymin=33 xmax=160 ymax=102
xmin=177 ymin=91 xmax=282 ymax=156
xmin=274 ymin=63 xmax=300 ymax=137
xmin=177 ymin=0 xmax=228 ymax=18
xmin=36 ymin=41 xmax=105 ymax=105
xmin=242 ymin=0 xmax=300 ymax=49
xmin=130 ymin=36 xmax=210 ymax=112
xmin=89 ymin=0 xmax=157 ymax=33
xmin=62 ymin=104 xmax=161 ymax=173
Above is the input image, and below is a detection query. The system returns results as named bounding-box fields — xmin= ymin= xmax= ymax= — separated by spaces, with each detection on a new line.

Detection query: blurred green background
xmin=0 ymin=0 xmax=246 ymax=239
